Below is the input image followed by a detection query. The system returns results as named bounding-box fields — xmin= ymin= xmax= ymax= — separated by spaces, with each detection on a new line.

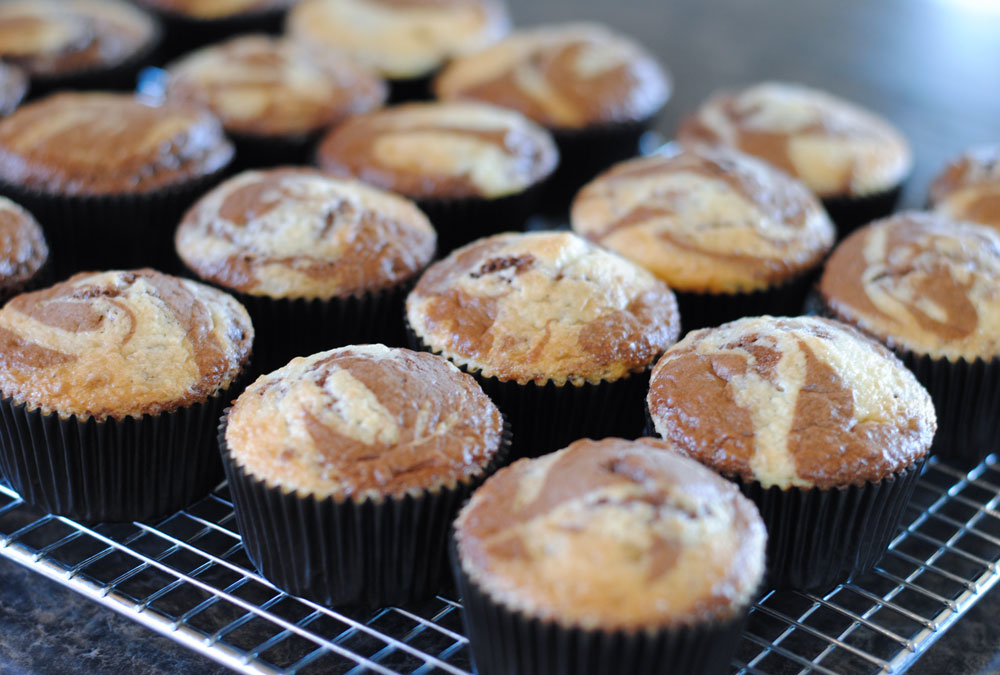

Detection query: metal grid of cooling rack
xmin=2 ymin=455 xmax=1000 ymax=675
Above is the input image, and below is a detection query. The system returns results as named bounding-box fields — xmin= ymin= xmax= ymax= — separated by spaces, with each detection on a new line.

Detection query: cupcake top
xmin=434 ymin=22 xmax=671 ymax=130
xmin=454 ymin=437 xmax=767 ymax=630
xmin=571 ymin=148 xmax=836 ymax=293
xmin=647 ymin=315 xmax=936 ymax=489
xmin=165 ymin=35 xmax=387 ymax=139
xmin=0 ymin=0 xmax=158 ymax=79
xmin=225 ymin=345 xmax=504 ymax=500
xmin=406 ymin=231 xmax=680 ymax=385
xmin=316 ymin=101 xmax=558 ymax=200
xmin=819 ymin=212 xmax=1000 ymax=361
xmin=0 ymin=92 xmax=234 ymax=196
xmin=176 ymin=167 xmax=436 ymax=299
xmin=929 ymin=145 xmax=1000 ymax=230
xmin=677 ymin=82 xmax=912 ymax=198
xmin=135 ymin=0 xmax=295 ymax=19
xmin=0 ymin=196 xmax=47 ymax=299
xmin=286 ymin=0 xmax=510 ymax=80
xmin=0 ymin=63 xmax=27 ymax=117
xmin=0 ymin=269 xmax=253 ymax=419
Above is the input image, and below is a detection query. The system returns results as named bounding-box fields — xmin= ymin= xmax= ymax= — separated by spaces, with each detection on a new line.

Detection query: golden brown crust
xmin=136 ymin=0 xmax=294 ymax=19
xmin=176 ymin=167 xmax=436 ymax=299
xmin=434 ymin=22 xmax=670 ymax=129
xmin=225 ymin=345 xmax=504 ymax=500
xmin=0 ymin=0 xmax=157 ymax=78
xmin=316 ymin=101 xmax=558 ymax=200
xmin=0 ymin=196 xmax=48 ymax=298
xmin=929 ymin=145 xmax=1000 ymax=230
xmin=455 ymin=437 xmax=767 ymax=630
xmin=165 ymin=35 xmax=387 ymax=138
xmin=677 ymin=82 xmax=912 ymax=198
xmin=406 ymin=231 xmax=680 ymax=385
xmin=0 ymin=269 xmax=253 ymax=419
xmin=0 ymin=63 xmax=27 ymax=118
xmin=570 ymin=148 xmax=835 ymax=293
xmin=819 ymin=211 xmax=1000 ymax=361
xmin=647 ymin=316 xmax=936 ymax=489
xmin=0 ymin=92 xmax=234 ymax=195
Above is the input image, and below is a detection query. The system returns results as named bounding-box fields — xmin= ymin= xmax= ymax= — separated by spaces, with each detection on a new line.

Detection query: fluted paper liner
xmin=821 ymin=184 xmax=903 ymax=239
xmin=673 ymin=271 xmax=818 ymax=332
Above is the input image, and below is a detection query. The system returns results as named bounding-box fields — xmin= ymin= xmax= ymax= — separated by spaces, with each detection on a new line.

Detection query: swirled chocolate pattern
xmin=571 ymin=148 xmax=835 ymax=293
xmin=677 ymin=82 xmax=912 ymax=198
xmin=226 ymin=345 xmax=503 ymax=500
xmin=819 ymin=212 xmax=1000 ymax=361
xmin=648 ymin=316 xmax=936 ymax=489
xmin=0 ymin=196 xmax=47 ymax=297
xmin=406 ymin=231 xmax=680 ymax=385
xmin=287 ymin=0 xmax=509 ymax=80
xmin=434 ymin=22 xmax=670 ymax=129
xmin=0 ymin=92 xmax=234 ymax=195
xmin=455 ymin=437 xmax=766 ymax=630
xmin=0 ymin=0 xmax=157 ymax=78
xmin=0 ymin=269 xmax=253 ymax=419
xmin=316 ymin=101 xmax=557 ymax=199
xmin=136 ymin=0 xmax=295 ymax=19
xmin=165 ymin=35 xmax=387 ymax=138
xmin=0 ymin=64 xmax=27 ymax=118
xmin=929 ymin=145 xmax=1000 ymax=230
xmin=176 ymin=168 xmax=436 ymax=299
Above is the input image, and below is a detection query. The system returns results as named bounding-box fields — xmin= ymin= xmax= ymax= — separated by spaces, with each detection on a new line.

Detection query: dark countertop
xmin=3 ymin=0 xmax=1000 ymax=673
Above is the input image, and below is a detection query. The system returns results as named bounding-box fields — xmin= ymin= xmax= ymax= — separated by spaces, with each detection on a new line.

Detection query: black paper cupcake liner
xmin=219 ymin=412 xmax=511 ymax=608
xmin=406 ymin=321 xmax=649 ymax=459
xmin=821 ymin=184 xmax=903 ymax=239
xmin=450 ymin=539 xmax=747 ymax=675
xmin=733 ymin=461 xmax=924 ymax=592
xmin=673 ymin=270 xmax=818 ymax=332
xmin=148 ymin=7 xmax=288 ymax=63
xmin=0 ymin=162 xmax=233 ymax=280
xmin=387 ymin=72 xmax=435 ymax=103
xmin=229 ymin=131 xmax=324 ymax=172
xmin=0 ymin=367 xmax=250 ymax=524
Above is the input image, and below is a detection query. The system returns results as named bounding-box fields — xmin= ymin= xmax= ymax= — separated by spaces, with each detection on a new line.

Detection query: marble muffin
xmin=222 ymin=345 xmax=506 ymax=605
xmin=452 ymin=437 xmax=766 ymax=675
xmin=678 ymin=82 xmax=912 ymax=230
xmin=819 ymin=212 xmax=1000 ymax=464
xmin=647 ymin=315 xmax=935 ymax=589
xmin=0 ymin=64 xmax=27 ymax=118
xmin=0 ymin=269 xmax=254 ymax=522
xmin=929 ymin=145 xmax=1000 ymax=230
xmin=0 ymin=196 xmax=48 ymax=302
xmin=406 ymin=231 xmax=680 ymax=455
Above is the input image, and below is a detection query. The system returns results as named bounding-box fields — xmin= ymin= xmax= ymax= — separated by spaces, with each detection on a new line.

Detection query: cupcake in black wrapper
xmin=0 ymin=196 xmax=49 ymax=303
xmin=287 ymin=0 xmax=510 ymax=103
xmin=647 ymin=315 xmax=936 ymax=592
xmin=0 ymin=0 xmax=161 ymax=96
xmin=928 ymin=144 xmax=1000 ymax=231
xmin=219 ymin=345 xmax=508 ymax=608
xmin=316 ymin=101 xmax=557 ymax=256
xmin=677 ymin=81 xmax=912 ymax=236
xmin=405 ymin=231 xmax=680 ymax=459
xmin=176 ymin=167 xmax=436 ymax=376
xmin=0 ymin=92 xmax=234 ymax=278
xmin=571 ymin=147 xmax=835 ymax=331
xmin=435 ymin=22 xmax=672 ymax=213
xmin=452 ymin=437 xmax=766 ymax=675
xmin=0 ymin=269 xmax=254 ymax=523
xmin=819 ymin=212 xmax=1000 ymax=467
xmin=164 ymin=35 xmax=387 ymax=172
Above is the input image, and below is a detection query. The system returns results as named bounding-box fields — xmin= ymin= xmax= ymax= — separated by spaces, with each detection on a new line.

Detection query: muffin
xmin=929 ymin=145 xmax=1000 ymax=229
xmin=0 ymin=269 xmax=253 ymax=523
xmin=0 ymin=92 xmax=234 ymax=277
xmin=165 ymin=34 xmax=387 ymax=169
xmin=452 ymin=437 xmax=766 ymax=675
xmin=677 ymin=82 xmax=912 ymax=233
xmin=176 ymin=167 xmax=436 ymax=373
xmin=286 ymin=0 xmax=510 ymax=101
xmin=647 ymin=315 xmax=936 ymax=590
xmin=220 ymin=345 xmax=508 ymax=606
xmin=434 ymin=22 xmax=672 ymax=210
xmin=0 ymin=196 xmax=48 ymax=302
xmin=0 ymin=0 xmax=160 ymax=94
xmin=571 ymin=148 xmax=835 ymax=329
xmin=316 ymin=101 xmax=557 ymax=253
xmin=819 ymin=211 xmax=1000 ymax=465
xmin=406 ymin=231 xmax=680 ymax=458
xmin=0 ymin=64 xmax=27 ymax=117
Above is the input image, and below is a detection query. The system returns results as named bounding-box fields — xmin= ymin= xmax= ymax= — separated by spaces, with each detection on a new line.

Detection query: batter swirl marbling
xmin=0 ymin=196 xmax=47 ymax=298
xmin=929 ymin=145 xmax=1000 ymax=230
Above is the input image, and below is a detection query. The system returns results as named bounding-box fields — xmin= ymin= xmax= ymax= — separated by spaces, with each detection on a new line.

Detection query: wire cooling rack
xmin=1 ymin=454 xmax=999 ymax=675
